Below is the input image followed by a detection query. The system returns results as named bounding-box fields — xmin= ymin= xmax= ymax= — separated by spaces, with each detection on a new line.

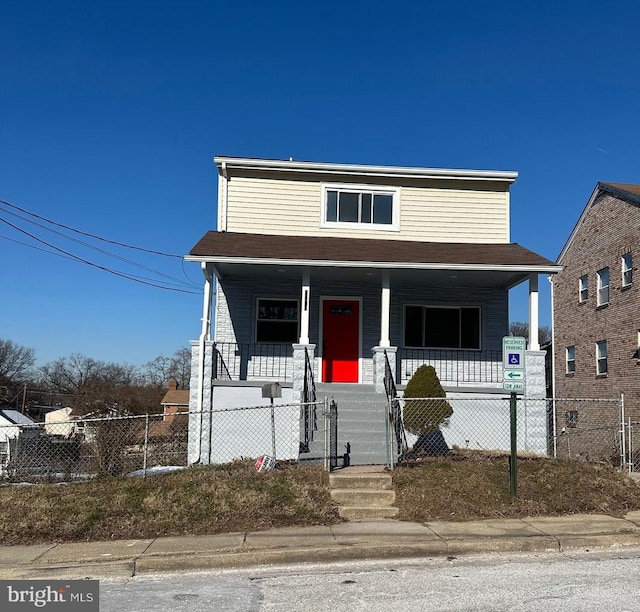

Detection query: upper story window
xmin=566 ymin=345 xmax=576 ymax=373
xmin=596 ymin=340 xmax=608 ymax=375
xmin=579 ymin=275 xmax=588 ymax=302
xmin=404 ymin=305 xmax=481 ymax=349
xmin=622 ymin=253 xmax=633 ymax=287
xmin=256 ymin=298 xmax=299 ymax=343
xmin=322 ymin=184 xmax=400 ymax=231
xmin=597 ymin=268 xmax=609 ymax=306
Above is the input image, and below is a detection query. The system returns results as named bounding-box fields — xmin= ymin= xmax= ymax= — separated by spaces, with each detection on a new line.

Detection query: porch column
xmin=379 ymin=270 xmax=391 ymax=348
xmin=528 ymin=273 xmax=540 ymax=351
xmin=299 ymin=268 xmax=310 ymax=345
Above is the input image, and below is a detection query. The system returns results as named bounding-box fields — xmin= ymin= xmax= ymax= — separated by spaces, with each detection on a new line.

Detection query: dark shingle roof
xmin=189 ymin=232 xmax=556 ymax=269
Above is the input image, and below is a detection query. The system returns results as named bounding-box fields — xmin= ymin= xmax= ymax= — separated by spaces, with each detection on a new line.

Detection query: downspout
xmin=195 ymin=262 xmax=213 ymax=463
xmin=220 ymin=161 xmax=229 ymax=232
xmin=549 ymin=275 xmax=557 ymax=457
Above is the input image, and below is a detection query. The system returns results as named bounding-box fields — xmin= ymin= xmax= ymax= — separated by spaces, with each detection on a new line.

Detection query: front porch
xmin=211 ymin=341 xmax=504 ymax=390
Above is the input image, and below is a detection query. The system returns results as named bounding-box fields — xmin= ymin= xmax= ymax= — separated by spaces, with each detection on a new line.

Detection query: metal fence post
xmin=329 ymin=399 xmax=338 ymax=471
xmin=142 ymin=413 xmax=149 ymax=479
xmin=324 ymin=397 xmax=329 ymax=471
xmin=621 ymin=393 xmax=626 ymax=471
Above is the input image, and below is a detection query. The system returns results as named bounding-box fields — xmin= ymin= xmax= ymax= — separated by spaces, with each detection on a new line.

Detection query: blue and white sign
xmin=503 ymin=336 xmax=526 ymax=393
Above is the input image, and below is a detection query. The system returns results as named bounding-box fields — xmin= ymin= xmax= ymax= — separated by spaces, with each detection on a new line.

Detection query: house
xmin=161 ymin=379 xmax=189 ymax=424
xmin=186 ymin=157 xmax=560 ymax=465
xmin=0 ymin=409 xmax=37 ymax=476
xmin=552 ymin=182 xmax=640 ymax=461
xmin=44 ymin=407 xmax=84 ymax=437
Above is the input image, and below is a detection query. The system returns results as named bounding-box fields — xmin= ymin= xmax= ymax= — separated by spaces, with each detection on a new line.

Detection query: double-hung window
xmin=579 ymin=275 xmax=588 ymax=302
xmin=596 ymin=340 xmax=608 ymax=375
xmin=404 ymin=305 xmax=481 ymax=349
xmin=597 ymin=268 xmax=609 ymax=306
xmin=256 ymin=298 xmax=299 ymax=343
xmin=322 ymin=184 xmax=399 ymax=230
xmin=566 ymin=345 xmax=576 ymax=373
xmin=622 ymin=253 xmax=633 ymax=287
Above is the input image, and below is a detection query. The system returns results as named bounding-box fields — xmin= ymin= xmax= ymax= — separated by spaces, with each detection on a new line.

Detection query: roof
xmin=0 ymin=409 xmax=36 ymax=425
xmin=557 ymin=182 xmax=640 ymax=263
xmin=214 ymin=156 xmax=518 ymax=183
xmin=161 ymin=389 xmax=190 ymax=406
xmin=188 ymin=232 xmax=559 ymax=273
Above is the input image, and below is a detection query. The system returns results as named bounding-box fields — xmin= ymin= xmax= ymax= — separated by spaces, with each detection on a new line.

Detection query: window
xmin=404 ymin=305 xmax=481 ymax=349
xmin=597 ymin=268 xmax=609 ymax=306
xmin=596 ymin=340 xmax=608 ymax=375
xmin=322 ymin=184 xmax=399 ymax=230
xmin=565 ymin=410 xmax=578 ymax=428
xmin=579 ymin=275 xmax=588 ymax=302
xmin=256 ymin=298 xmax=299 ymax=343
xmin=622 ymin=253 xmax=633 ymax=287
xmin=566 ymin=345 xmax=575 ymax=373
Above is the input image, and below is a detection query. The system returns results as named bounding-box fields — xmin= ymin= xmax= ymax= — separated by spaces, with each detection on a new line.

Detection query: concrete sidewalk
xmin=3 ymin=513 xmax=640 ymax=579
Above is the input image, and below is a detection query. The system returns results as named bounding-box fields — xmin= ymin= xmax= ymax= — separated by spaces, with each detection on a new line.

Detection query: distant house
xmin=44 ymin=407 xmax=84 ymax=438
xmin=0 ymin=409 xmax=37 ymax=475
xmin=186 ymin=156 xmax=560 ymax=465
xmin=161 ymin=380 xmax=189 ymax=424
xmin=552 ymin=182 xmax=640 ymax=459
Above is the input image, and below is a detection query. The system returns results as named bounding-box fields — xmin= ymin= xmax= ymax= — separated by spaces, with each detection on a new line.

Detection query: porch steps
xmin=329 ymin=466 xmax=399 ymax=520
xmin=316 ymin=383 xmax=388 ymax=466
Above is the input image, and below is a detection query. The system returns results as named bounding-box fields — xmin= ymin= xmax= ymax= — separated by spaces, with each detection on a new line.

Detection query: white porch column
xmin=299 ymin=268 xmax=310 ymax=345
xmin=528 ymin=273 xmax=540 ymax=351
xmin=380 ymin=270 xmax=391 ymax=348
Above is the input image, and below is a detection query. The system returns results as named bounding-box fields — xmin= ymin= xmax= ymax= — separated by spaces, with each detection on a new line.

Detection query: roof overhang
xmin=214 ymin=156 xmax=518 ymax=184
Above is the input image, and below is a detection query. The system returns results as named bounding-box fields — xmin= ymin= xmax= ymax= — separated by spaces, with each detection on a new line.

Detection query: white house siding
xmin=214 ymin=276 xmax=507 ymax=387
xmin=223 ymin=174 xmax=510 ymax=244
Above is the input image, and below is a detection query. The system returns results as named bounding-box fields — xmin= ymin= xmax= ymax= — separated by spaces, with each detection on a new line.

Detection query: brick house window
xmin=566 ymin=346 xmax=575 ymax=373
xmin=579 ymin=275 xmax=588 ymax=302
xmin=597 ymin=268 xmax=609 ymax=306
xmin=256 ymin=298 xmax=299 ymax=343
xmin=596 ymin=340 xmax=608 ymax=375
xmin=622 ymin=253 xmax=633 ymax=287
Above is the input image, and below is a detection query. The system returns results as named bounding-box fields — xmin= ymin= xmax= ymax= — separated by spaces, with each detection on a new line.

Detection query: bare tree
xmin=0 ymin=338 xmax=36 ymax=388
xmin=509 ymin=322 xmax=551 ymax=345
xmin=168 ymin=347 xmax=191 ymax=388
xmin=142 ymin=347 xmax=191 ymax=388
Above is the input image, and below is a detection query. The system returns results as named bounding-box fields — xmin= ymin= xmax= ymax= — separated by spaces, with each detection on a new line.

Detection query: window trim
xmin=255 ymin=297 xmax=300 ymax=344
xmin=578 ymin=275 xmax=588 ymax=303
xmin=597 ymin=268 xmax=610 ymax=306
xmin=596 ymin=340 xmax=608 ymax=375
xmin=622 ymin=253 xmax=633 ymax=288
xmin=566 ymin=345 xmax=576 ymax=374
xmin=320 ymin=182 xmax=400 ymax=231
xmin=402 ymin=304 xmax=482 ymax=350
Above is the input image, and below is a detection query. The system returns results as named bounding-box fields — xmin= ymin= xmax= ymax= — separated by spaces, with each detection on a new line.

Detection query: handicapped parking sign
xmin=508 ymin=353 xmax=521 ymax=366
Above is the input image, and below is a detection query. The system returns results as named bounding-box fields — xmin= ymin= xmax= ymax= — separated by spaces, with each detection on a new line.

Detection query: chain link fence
xmin=550 ymin=398 xmax=624 ymax=466
xmin=0 ymin=400 xmax=333 ymax=482
xmin=393 ymin=396 xmax=549 ymax=462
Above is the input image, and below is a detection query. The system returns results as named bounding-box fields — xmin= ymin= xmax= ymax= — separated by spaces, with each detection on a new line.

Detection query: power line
xmin=0 ymin=217 xmax=201 ymax=295
xmin=0 ymin=198 xmax=184 ymax=258
xmin=0 ymin=206 xmax=199 ymax=289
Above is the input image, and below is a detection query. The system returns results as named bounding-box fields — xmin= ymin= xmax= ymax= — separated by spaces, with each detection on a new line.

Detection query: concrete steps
xmin=316 ymin=384 xmax=388 ymax=466
xmin=329 ymin=466 xmax=399 ymax=520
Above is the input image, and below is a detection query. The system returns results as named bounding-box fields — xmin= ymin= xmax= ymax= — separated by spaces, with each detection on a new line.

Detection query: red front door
xmin=322 ymin=299 xmax=360 ymax=383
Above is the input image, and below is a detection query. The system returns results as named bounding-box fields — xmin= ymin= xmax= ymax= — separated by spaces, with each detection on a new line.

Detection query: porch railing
xmin=300 ymin=347 xmax=317 ymax=452
xmin=384 ymin=350 xmax=407 ymax=466
xmin=398 ymin=348 xmax=502 ymax=386
xmin=213 ymin=342 xmax=293 ymax=382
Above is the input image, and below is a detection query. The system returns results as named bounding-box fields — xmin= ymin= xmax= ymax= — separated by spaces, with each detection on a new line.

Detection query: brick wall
xmin=554 ymin=190 xmax=640 ymax=420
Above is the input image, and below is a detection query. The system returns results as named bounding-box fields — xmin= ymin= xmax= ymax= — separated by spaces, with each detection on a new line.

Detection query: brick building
xmin=552 ymin=182 xmax=640 ymax=461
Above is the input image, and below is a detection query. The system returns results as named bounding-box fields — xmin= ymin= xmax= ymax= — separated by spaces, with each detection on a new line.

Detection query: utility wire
xmin=0 ymin=217 xmax=201 ymax=295
xmin=0 ymin=206 xmax=199 ymax=289
xmin=0 ymin=197 xmax=184 ymax=258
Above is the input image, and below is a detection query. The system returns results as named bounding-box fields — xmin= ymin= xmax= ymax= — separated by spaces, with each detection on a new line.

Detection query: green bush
xmin=403 ymin=365 xmax=453 ymax=435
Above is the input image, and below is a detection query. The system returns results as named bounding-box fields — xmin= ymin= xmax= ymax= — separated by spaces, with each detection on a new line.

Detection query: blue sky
xmin=2 ymin=0 xmax=639 ymax=366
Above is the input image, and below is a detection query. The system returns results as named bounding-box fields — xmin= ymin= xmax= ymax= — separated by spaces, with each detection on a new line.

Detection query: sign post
xmin=503 ymin=336 xmax=526 ymax=497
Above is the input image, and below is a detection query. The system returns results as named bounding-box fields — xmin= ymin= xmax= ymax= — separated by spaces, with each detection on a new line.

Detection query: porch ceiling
xmin=188 ymin=231 xmax=560 ymax=290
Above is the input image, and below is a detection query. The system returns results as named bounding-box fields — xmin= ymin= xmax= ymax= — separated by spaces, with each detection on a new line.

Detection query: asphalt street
xmin=100 ymin=549 xmax=640 ymax=612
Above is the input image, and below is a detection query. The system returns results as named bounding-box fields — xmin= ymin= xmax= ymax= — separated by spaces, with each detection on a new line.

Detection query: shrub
xmin=403 ymin=365 xmax=453 ymax=435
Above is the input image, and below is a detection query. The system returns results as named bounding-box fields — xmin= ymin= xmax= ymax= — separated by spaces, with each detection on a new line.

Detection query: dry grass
xmin=0 ymin=462 xmax=339 ymax=546
xmin=393 ymin=454 xmax=640 ymax=522
xmin=3 ymin=456 xmax=640 ymax=546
